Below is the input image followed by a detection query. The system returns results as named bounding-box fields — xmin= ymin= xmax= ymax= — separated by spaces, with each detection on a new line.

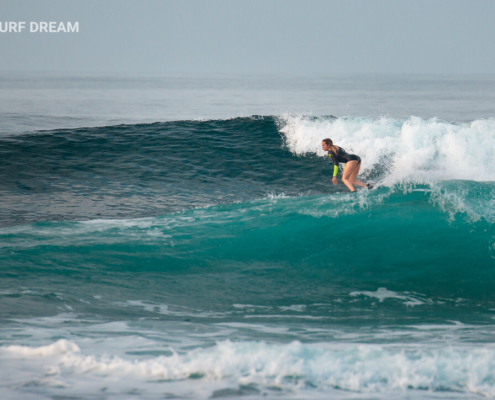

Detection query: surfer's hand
xmin=332 ymin=177 xmax=337 ymax=185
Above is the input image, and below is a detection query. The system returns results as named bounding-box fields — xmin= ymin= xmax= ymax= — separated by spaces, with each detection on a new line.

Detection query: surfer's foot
xmin=367 ymin=183 xmax=374 ymax=190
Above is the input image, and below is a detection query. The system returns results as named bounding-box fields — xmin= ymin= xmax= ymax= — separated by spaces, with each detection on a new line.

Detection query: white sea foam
xmin=117 ymin=300 xmax=228 ymax=318
xmin=233 ymin=304 xmax=272 ymax=310
xmin=4 ymin=339 xmax=495 ymax=397
xmin=278 ymin=304 xmax=307 ymax=312
xmin=5 ymin=339 xmax=80 ymax=356
xmin=278 ymin=115 xmax=495 ymax=184
xmin=350 ymin=288 xmax=424 ymax=307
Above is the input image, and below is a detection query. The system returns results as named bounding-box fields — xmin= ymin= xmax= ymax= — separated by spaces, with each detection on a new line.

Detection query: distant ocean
xmin=1 ymin=73 xmax=495 ymax=399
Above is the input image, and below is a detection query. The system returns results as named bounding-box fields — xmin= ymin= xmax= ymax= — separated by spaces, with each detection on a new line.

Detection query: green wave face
xmin=2 ymin=184 xmax=494 ymax=325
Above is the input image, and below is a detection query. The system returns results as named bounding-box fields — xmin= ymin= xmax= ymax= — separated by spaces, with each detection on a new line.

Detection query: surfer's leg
xmin=349 ymin=161 xmax=366 ymax=187
xmin=342 ymin=161 xmax=358 ymax=192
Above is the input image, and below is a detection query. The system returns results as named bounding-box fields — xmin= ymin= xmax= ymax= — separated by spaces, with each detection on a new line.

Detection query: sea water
xmin=1 ymin=73 xmax=495 ymax=399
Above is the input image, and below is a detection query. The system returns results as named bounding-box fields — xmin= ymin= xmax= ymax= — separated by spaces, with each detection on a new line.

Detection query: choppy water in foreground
xmin=1 ymin=75 xmax=495 ymax=399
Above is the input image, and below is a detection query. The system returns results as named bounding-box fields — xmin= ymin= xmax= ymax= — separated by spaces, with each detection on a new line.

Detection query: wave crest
xmin=278 ymin=115 xmax=495 ymax=184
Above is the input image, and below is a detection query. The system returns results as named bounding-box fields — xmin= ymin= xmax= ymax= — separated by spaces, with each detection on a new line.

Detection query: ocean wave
xmin=4 ymin=339 xmax=495 ymax=397
xmin=1 ymin=115 xmax=494 ymax=226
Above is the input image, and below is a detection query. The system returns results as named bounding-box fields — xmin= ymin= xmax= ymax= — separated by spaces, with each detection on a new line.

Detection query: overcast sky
xmin=1 ymin=0 xmax=494 ymax=75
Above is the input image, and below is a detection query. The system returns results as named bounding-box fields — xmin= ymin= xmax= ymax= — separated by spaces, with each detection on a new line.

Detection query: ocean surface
xmin=1 ymin=73 xmax=495 ymax=399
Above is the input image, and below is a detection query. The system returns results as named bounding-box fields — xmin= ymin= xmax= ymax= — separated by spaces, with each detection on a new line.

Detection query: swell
xmin=0 ymin=117 xmax=333 ymax=226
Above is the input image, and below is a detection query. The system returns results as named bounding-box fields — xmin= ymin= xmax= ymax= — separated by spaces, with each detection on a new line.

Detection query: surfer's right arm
xmin=329 ymin=151 xmax=339 ymax=185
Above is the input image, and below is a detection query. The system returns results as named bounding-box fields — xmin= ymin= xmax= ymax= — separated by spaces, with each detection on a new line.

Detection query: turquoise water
xmin=1 ymin=75 xmax=495 ymax=399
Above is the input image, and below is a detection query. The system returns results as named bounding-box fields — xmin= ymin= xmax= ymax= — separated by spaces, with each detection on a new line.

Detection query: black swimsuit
xmin=329 ymin=147 xmax=361 ymax=164
xmin=328 ymin=147 xmax=361 ymax=176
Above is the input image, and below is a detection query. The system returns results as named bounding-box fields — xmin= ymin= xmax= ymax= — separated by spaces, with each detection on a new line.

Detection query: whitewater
xmin=1 ymin=74 xmax=495 ymax=399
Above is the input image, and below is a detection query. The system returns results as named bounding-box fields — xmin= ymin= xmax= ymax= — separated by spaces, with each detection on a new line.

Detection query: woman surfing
xmin=321 ymin=138 xmax=373 ymax=192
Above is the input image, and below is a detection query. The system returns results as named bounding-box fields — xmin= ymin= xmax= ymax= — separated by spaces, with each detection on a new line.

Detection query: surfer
xmin=321 ymin=138 xmax=373 ymax=192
